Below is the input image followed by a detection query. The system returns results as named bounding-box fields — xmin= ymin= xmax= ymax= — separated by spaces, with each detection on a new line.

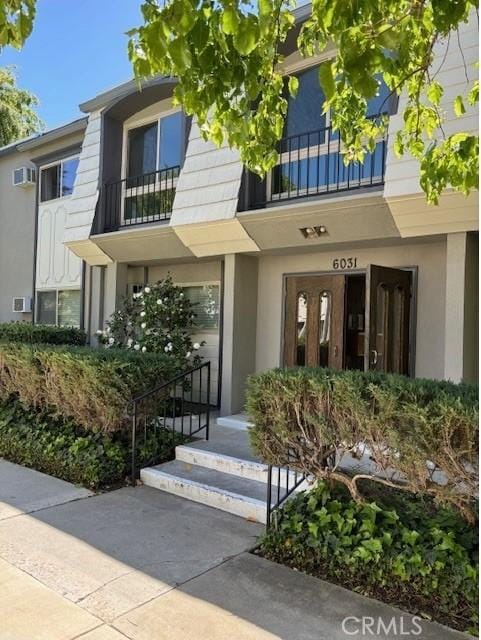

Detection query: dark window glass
xmin=37 ymin=291 xmax=56 ymax=324
xmin=367 ymin=77 xmax=392 ymax=117
xmin=61 ymin=158 xmax=79 ymax=196
xmin=58 ymin=289 xmax=81 ymax=327
xmin=40 ymin=165 xmax=60 ymax=201
xmin=296 ymin=292 xmax=307 ymax=366
xmin=285 ymin=66 xmax=326 ymax=141
xmin=128 ymin=122 xmax=158 ymax=178
xmin=159 ymin=112 xmax=183 ymax=170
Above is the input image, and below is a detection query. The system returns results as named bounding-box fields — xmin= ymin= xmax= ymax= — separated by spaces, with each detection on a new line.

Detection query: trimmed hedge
xmin=247 ymin=367 xmax=478 ymax=518
xmin=0 ymin=397 xmax=184 ymax=488
xmin=259 ymin=481 xmax=478 ymax=633
xmin=0 ymin=343 xmax=181 ymax=433
xmin=0 ymin=322 xmax=86 ymax=345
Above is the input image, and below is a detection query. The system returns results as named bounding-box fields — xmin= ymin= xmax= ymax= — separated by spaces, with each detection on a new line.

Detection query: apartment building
xmin=0 ymin=7 xmax=478 ymax=418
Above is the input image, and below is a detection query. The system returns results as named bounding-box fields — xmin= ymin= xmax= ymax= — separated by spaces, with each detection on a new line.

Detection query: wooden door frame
xmin=280 ymin=266 xmax=418 ymax=376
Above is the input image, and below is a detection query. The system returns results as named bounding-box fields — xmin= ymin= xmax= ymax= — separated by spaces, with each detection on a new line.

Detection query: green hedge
xmin=247 ymin=367 xmax=478 ymax=518
xmin=0 ymin=322 xmax=86 ymax=345
xmin=259 ymin=481 xmax=478 ymax=633
xmin=0 ymin=397 xmax=184 ymax=488
xmin=0 ymin=343 xmax=181 ymax=433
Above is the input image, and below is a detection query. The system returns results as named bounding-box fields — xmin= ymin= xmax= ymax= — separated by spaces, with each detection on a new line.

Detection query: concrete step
xmin=176 ymin=444 xmax=269 ymax=484
xmin=141 ymin=460 xmax=269 ymax=523
xmin=215 ymin=414 xmax=252 ymax=431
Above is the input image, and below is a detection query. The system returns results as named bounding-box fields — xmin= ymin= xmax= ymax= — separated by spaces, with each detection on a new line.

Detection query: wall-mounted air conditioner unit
xmin=12 ymin=297 xmax=32 ymax=313
xmin=12 ymin=166 xmax=36 ymax=188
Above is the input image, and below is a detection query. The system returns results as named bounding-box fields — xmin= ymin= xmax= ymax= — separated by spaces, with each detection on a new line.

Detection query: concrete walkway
xmin=0 ymin=461 xmax=469 ymax=640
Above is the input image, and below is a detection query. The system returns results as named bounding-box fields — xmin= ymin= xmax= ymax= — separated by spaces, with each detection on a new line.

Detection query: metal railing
xmin=130 ymin=361 xmax=211 ymax=483
xmin=101 ymin=166 xmax=180 ymax=232
xmin=266 ymin=460 xmax=308 ymax=530
xmin=243 ymin=123 xmax=387 ymax=210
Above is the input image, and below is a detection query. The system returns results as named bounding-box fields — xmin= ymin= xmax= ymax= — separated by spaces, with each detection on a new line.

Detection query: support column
xmin=220 ymin=254 xmax=258 ymax=416
xmin=103 ymin=262 xmax=128 ymax=326
xmin=444 ymin=232 xmax=478 ymax=382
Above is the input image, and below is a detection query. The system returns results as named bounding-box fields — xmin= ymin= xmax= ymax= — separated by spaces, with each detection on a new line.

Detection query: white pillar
xmin=444 ymin=232 xmax=478 ymax=382
xmin=220 ymin=254 xmax=258 ymax=415
xmin=103 ymin=262 xmax=128 ymax=324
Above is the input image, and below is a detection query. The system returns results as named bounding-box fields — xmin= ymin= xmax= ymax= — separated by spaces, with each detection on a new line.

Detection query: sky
xmin=0 ymin=0 xmax=145 ymax=129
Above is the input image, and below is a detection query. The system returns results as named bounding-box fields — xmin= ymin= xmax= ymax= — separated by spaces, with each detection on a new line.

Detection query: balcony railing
xmin=99 ymin=166 xmax=180 ymax=233
xmin=239 ymin=124 xmax=387 ymax=210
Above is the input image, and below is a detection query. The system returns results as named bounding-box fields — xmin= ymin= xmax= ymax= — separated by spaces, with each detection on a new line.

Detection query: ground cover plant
xmin=0 ymin=396 xmax=184 ymax=489
xmin=258 ymin=481 xmax=478 ymax=633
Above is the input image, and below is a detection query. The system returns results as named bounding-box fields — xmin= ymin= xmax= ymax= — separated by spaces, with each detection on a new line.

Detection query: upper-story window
xmin=40 ymin=156 xmax=79 ymax=202
xmin=126 ymin=110 xmax=184 ymax=180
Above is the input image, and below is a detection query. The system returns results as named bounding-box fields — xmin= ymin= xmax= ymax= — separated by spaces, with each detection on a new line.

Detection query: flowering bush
xmin=97 ymin=275 xmax=203 ymax=368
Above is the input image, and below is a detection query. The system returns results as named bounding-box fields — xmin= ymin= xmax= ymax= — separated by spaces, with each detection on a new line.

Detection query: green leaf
xmin=222 ymin=8 xmax=239 ymax=36
xmin=233 ymin=16 xmax=259 ymax=55
xmin=288 ymin=75 xmax=299 ymax=97
xmin=169 ymin=37 xmax=192 ymax=70
xmin=319 ymin=61 xmax=335 ymax=100
xmin=454 ymin=95 xmax=466 ymax=117
xmin=427 ymin=82 xmax=443 ymax=106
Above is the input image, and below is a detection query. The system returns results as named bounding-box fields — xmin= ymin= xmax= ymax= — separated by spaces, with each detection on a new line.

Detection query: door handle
xmin=370 ymin=349 xmax=378 ymax=365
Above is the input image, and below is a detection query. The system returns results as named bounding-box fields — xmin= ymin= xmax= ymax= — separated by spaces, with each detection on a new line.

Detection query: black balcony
xmin=97 ymin=166 xmax=180 ymax=233
xmin=239 ymin=124 xmax=387 ymax=211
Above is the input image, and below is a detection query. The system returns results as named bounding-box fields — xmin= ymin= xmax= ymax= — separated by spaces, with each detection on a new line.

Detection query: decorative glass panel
xmin=36 ymin=291 xmax=56 ymax=324
xmin=128 ymin=122 xmax=158 ymax=179
xmin=319 ymin=291 xmax=331 ymax=367
xmin=58 ymin=289 xmax=81 ymax=327
xmin=61 ymin=158 xmax=79 ymax=196
xmin=159 ymin=112 xmax=183 ymax=170
xmin=40 ymin=165 xmax=60 ymax=201
xmin=296 ymin=292 xmax=307 ymax=366
xmin=182 ymin=285 xmax=220 ymax=329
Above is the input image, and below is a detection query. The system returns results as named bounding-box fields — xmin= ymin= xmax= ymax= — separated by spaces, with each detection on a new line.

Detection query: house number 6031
xmin=332 ymin=257 xmax=358 ymax=270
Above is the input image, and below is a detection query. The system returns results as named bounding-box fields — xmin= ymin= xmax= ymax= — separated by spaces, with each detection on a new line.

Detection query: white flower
xmin=156 ymin=299 xmax=162 ymax=305
xmin=141 ymin=322 xmax=147 ymax=329
xmin=127 ymin=338 xmax=133 ymax=346
xmin=179 ymin=292 xmax=184 ymax=298
xmin=164 ymin=346 xmax=169 ymax=353
xmin=144 ymin=286 xmax=151 ymax=294
xmin=133 ymin=293 xmax=140 ymax=299
xmin=140 ymin=311 xmax=146 ymax=317
xmin=96 ymin=329 xmax=103 ymax=336
xmin=186 ymin=351 xmax=191 ymax=359
xmin=108 ymin=337 xmax=115 ymax=345
xmin=141 ymin=346 xmax=147 ymax=353
xmin=164 ymin=297 xmax=168 ymax=302
xmin=193 ymin=343 xmax=200 ymax=350
xmin=167 ymin=342 xmax=173 ymax=351
xmin=106 ymin=326 xmax=111 ymax=333
xmin=134 ymin=344 xmax=140 ymax=351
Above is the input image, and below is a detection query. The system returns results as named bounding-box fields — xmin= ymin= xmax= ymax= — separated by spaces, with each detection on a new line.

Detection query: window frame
xmin=39 ymin=154 xmax=80 ymax=203
xmin=120 ymin=108 xmax=185 ymax=224
xmin=35 ymin=287 xmax=81 ymax=327
xmin=176 ymin=281 xmax=221 ymax=333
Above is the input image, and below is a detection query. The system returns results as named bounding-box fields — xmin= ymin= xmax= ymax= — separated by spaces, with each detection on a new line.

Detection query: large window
xmin=36 ymin=289 xmax=81 ymax=327
xmin=40 ymin=157 xmax=79 ymax=202
xmin=181 ymin=284 xmax=220 ymax=330
xmin=126 ymin=111 xmax=184 ymax=179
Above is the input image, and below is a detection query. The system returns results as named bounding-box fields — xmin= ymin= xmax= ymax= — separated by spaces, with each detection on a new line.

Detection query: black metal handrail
xmin=101 ymin=165 xmax=180 ymax=233
xmin=266 ymin=460 xmax=308 ymax=530
xmin=130 ymin=361 xmax=211 ymax=483
xmin=241 ymin=122 xmax=387 ymax=210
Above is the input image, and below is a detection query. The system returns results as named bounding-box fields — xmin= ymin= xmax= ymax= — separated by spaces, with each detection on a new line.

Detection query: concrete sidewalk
xmin=0 ymin=461 xmax=470 ymax=640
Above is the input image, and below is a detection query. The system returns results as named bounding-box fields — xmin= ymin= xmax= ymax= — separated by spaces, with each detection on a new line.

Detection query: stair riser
xmin=176 ymin=446 xmax=270 ymax=484
xmin=141 ymin=468 xmax=266 ymax=524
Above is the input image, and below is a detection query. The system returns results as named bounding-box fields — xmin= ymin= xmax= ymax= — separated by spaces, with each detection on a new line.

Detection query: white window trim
xmin=36 ymin=287 xmax=81 ymax=327
xmin=39 ymin=154 xmax=79 ymax=204
xmin=120 ymin=107 xmax=183 ymax=224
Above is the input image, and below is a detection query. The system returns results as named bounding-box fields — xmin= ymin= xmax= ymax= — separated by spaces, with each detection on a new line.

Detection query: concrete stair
xmin=140 ymin=422 xmax=278 ymax=524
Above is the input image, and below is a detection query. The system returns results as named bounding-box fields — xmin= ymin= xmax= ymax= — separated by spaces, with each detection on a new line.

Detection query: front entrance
xmin=283 ymin=265 xmax=413 ymax=374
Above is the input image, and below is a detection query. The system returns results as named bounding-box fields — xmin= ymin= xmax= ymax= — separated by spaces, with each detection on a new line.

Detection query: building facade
xmin=0 ymin=8 xmax=478 ymax=417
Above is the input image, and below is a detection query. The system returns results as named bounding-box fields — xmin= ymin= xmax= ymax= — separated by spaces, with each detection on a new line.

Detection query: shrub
xmin=0 ymin=343 xmax=182 ymax=433
xmin=97 ymin=275 xmax=202 ymax=365
xmin=246 ymin=368 xmax=478 ymax=519
xmin=0 ymin=322 xmax=86 ymax=345
xmin=0 ymin=397 xmax=183 ymax=489
xmin=259 ymin=481 xmax=478 ymax=633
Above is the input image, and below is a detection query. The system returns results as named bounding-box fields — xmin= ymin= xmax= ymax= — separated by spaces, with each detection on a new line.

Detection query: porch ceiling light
xmin=300 ymin=225 xmax=328 ymax=239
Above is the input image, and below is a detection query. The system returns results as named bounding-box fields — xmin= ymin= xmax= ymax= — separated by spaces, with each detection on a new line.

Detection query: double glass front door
xmin=283 ymin=265 xmax=412 ymax=374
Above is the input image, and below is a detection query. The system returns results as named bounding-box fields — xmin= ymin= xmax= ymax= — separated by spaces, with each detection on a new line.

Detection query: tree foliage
xmin=0 ymin=67 xmax=43 ymax=146
xmin=0 ymin=0 xmax=35 ymax=49
xmin=128 ymin=0 xmax=479 ymax=204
